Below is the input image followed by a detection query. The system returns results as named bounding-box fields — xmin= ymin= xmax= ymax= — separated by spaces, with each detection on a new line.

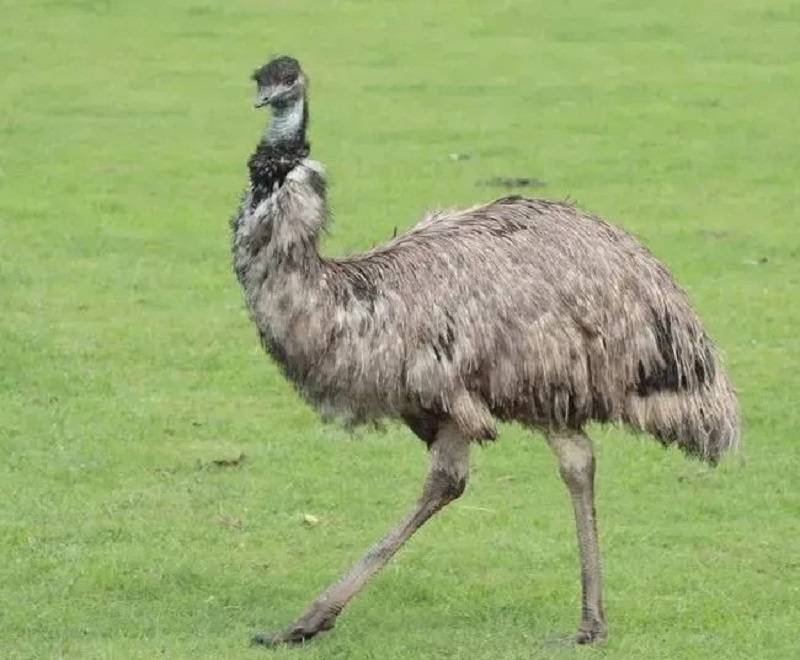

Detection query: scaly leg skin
xmin=546 ymin=431 xmax=607 ymax=644
xmin=253 ymin=423 xmax=471 ymax=646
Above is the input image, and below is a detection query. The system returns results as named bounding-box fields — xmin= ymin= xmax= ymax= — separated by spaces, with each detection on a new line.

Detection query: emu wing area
xmin=324 ymin=196 xmax=718 ymax=437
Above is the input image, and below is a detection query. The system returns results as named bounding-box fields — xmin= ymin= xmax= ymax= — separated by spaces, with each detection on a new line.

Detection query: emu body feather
xmin=232 ymin=167 xmax=738 ymax=461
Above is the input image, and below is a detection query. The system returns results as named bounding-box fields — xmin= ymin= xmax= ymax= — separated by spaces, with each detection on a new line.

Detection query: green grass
xmin=2 ymin=0 xmax=799 ymax=658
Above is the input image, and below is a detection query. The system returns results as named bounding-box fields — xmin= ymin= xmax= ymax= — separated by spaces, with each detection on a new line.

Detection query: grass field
xmin=2 ymin=1 xmax=799 ymax=658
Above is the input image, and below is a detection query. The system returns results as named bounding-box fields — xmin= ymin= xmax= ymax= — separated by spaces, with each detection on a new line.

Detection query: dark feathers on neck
xmin=248 ymin=96 xmax=310 ymax=208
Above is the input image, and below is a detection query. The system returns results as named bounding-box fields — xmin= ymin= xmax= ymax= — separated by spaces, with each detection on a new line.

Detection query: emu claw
xmin=543 ymin=625 xmax=606 ymax=647
xmin=251 ymin=629 xmax=316 ymax=647
xmin=251 ymin=630 xmax=316 ymax=647
xmin=574 ymin=625 xmax=607 ymax=645
xmin=251 ymin=631 xmax=282 ymax=647
xmin=251 ymin=617 xmax=336 ymax=647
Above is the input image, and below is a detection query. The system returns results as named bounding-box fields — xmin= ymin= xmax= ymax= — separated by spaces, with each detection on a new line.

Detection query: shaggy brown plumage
xmin=234 ymin=176 xmax=738 ymax=461
xmin=231 ymin=56 xmax=739 ymax=648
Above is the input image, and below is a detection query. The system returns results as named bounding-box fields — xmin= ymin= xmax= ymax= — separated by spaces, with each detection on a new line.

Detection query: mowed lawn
xmin=1 ymin=1 xmax=798 ymax=658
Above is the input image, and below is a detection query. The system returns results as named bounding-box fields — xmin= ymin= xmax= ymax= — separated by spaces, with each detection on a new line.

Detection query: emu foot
xmin=251 ymin=611 xmax=337 ymax=647
xmin=573 ymin=620 xmax=607 ymax=645
xmin=545 ymin=622 xmax=606 ymax=647
xmin=572 ymin=626 xmax=606 ymax=644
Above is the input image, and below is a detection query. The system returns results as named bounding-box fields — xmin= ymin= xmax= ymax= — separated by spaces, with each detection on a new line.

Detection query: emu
xmin=230 ymin=56 xmax=739 ymax=646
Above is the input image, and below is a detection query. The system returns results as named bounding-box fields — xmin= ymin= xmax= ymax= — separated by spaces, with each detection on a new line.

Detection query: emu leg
xmin=546 ymin=431 xmax=607 ymax=644
xmin=253 ymin=423 xmax=471 ymax=646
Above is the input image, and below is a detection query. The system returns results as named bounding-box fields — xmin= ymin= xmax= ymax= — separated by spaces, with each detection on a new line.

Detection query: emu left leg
xmin=253 ymin=422 xmax=470 ymax=646
xmin=546 ymin=430 xmax=607 ymax=644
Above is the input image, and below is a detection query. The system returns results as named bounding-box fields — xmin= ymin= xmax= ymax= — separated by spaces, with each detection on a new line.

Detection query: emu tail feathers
xmin=624 ymin=366 xmax=740 ymax=464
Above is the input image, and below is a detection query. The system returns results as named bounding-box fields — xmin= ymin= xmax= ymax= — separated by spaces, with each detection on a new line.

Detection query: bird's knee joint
xmin=427 ymin=468 xmax=467 ymax=503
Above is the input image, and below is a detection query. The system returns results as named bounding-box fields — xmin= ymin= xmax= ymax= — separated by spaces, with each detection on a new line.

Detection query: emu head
xmin=252 ymin=56 xmax=306 ymax=109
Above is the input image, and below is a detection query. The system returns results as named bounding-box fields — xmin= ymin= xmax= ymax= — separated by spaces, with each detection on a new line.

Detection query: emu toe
xmin=251 ymin=615 xmax=336 ymax=647
xmin=574 ymin=623 xmax=607 ymax=645
xmin=251 ymin=629 xmax=314 ymax=647
xmin=251 ymin=631 xmax=282 ymax=647
xmin=545 ymin=624 xmax=607 ymax=647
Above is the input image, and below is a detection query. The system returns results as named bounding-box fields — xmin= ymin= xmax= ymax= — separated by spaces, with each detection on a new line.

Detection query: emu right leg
xmin=546 ymin=430 xmax=607 ymax=644
xmin=253 ymin=422 xmax=470 ymax=646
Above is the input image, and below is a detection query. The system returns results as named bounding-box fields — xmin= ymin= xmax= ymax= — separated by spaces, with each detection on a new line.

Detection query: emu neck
xmin=265 ymin=96 xmax=307 ymax=146
xmin=234 ymin=90 xmax=320 ymax=298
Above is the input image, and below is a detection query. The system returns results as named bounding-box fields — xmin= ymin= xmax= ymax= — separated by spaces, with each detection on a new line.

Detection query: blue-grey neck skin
xmin=265 ymin=96 xmax=306 ymax=145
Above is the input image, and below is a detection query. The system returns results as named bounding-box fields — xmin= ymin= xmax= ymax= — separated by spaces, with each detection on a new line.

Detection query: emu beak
xmin=254 ymin=94 xmax=271 ymax=108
